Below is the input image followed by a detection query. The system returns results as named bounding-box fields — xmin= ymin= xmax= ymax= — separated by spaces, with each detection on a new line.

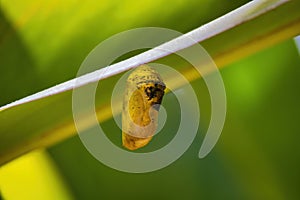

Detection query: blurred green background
xmin=1 ymin=0 xmax=300 ymax=199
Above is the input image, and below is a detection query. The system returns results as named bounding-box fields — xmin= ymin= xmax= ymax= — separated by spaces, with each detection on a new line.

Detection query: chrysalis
xmin=122 ymin=65 xmax=166 ymax=150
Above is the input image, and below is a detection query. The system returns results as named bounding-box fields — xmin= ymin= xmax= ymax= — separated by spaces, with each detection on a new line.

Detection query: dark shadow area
xmin=0 ymin=8 xmax=40 ymax=106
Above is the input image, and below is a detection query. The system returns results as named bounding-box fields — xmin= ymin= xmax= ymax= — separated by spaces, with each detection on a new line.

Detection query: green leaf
xmin=1 ymin=0 xmax=300 ymax=166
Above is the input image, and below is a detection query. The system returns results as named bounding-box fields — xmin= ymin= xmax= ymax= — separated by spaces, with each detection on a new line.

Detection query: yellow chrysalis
xmin=122 ymin=65 xmax=166 ymax=150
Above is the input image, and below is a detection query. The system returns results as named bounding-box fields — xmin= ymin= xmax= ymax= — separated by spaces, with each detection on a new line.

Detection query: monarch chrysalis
xmin=122 ymin=65 xmax=166 ymax=150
